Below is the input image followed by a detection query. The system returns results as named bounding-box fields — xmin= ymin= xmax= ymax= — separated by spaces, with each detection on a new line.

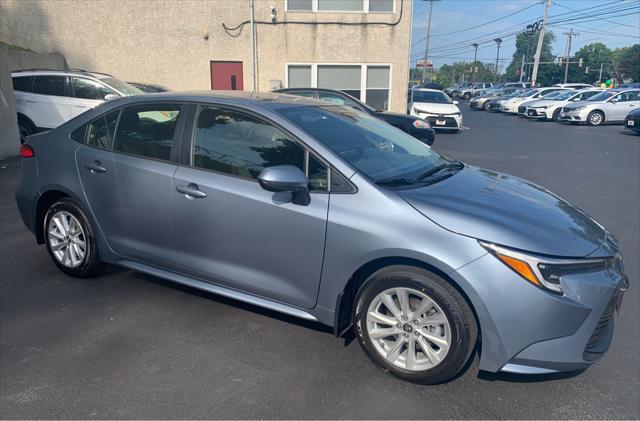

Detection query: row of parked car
xmin=466 ymin=84 xmax=640 ymax=131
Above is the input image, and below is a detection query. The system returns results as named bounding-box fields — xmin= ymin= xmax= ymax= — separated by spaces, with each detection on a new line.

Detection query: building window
xmin=287 ymin=64 xmax=391 ymax=110
xmin=286 ymin=0 xmax=393 ymax=13
xmin=288 ymin=65 xmax=312 ymax=88
xmin=366 ymin=66 xmax=390 ymax=110
xmin=318 ymin=65 xmax=362 ymax=99
xmin=318 ymin=0 xmax=363 ymax=11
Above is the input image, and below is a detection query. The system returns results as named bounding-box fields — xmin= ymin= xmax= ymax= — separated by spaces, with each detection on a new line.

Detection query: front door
xmin=173 ymin=105 xmax=329 ymax=309
xmin=210 ymin=61 xmax=244 ymax=90
xmin=607 ymin=91 xmax=640 ymax=121
xmin=76 ymin=103 xmax=184 ymax=266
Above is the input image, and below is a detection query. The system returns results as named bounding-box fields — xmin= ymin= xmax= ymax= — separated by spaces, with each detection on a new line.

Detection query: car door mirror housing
xmin=104 ymin=94 xmax=118 ymax=100
xmin=258 ymin=165 xmax=309 ymax=193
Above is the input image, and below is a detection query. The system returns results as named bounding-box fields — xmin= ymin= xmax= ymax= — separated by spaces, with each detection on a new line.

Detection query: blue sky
xmin=410 ymin=0 xmax=640 ymax=71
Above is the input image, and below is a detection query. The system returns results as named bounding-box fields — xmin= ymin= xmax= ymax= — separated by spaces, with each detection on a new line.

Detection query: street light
xmin=494 ymin=38 xmax=502 ymax=82
xmin=471 ymin=43 xmax=479 ymax=82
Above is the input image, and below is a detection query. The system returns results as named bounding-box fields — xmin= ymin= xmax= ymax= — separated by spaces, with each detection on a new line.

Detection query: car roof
xmin=105 ymin=90 xmax=329 ymax=110
xmin=11 ymin=68 xmax=113 ymax=79
xmin=411 ymin=88 xmax=445 ymax=93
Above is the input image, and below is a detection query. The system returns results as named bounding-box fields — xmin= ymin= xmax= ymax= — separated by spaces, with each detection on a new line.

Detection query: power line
xmin=552 ymin=0 xmax=639 ymax=29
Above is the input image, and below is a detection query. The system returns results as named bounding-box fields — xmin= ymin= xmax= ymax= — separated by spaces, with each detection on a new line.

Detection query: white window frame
xmin=284 ymin=63 xmax=393 ymax=109
xmin=284 ymin=0 xmax=395 ymax=13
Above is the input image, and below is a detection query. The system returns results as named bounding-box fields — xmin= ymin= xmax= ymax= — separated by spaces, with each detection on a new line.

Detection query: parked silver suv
xmin=16 ymin=92 xmax=628 ymax=384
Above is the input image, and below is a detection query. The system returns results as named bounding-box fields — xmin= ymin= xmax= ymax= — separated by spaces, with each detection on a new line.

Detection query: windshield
xmin=541 ymin=90 xmax=564 ymax=99
xmin=100 ymin=77 xmax=144 ymax=96
xmin=412 ymin=90 xmax=452 ymax=104
xmin=588 ymin=91 xmax=616 ymax=101
xmin=278 ymin=105 xmax=446 ymax=183
xmin=517 ymin=89 xmax=536 ymax=97
xmin=553 ymin=91 xmax=577 ymax=100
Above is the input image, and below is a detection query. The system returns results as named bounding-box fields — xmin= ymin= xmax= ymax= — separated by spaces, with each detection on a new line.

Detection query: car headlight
xmin=569 ymin=105 xmax=586 ymax=111
xmin=412 ymin=119 xmax=431 ymax=129
xmin=535 ymin=105 xmax=551 ymax=109
xmin=479 ymin=241 xmax=616 ymax=294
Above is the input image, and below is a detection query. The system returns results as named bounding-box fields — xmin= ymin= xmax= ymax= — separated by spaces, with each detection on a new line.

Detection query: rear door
xmin=172 ymin=104 xmax=329 ymax=308
xmin=76 ymin=103 xmax=185 ymax=266
xmin=28 ymin=75 xmax=73 ymax=128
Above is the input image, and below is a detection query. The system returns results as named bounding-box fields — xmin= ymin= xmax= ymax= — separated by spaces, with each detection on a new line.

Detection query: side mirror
xmin=453 ymin=100 xmax=459 ymax=105
xmin=258 ymin=165 xmax=310 ymax=205
xmin=104 ymin=94 xmax=118 ymax=101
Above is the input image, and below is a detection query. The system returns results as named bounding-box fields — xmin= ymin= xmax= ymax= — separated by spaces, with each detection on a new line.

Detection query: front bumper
xmin=411 ymin=112 xmax=462 ymax=130
xmin=450 ymin=244 xmax=628 ymax=374
xmin=560 ymin=107 xmax=589 ymax=122
xmin=525 ymin=108 xmax=550 ymax=119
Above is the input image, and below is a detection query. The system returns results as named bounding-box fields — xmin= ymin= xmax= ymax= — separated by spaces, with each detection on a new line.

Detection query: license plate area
xmin=436 ymin=119 xmax=446 ymax=126
xmin=628 ymin=120 xmax=635 ymax=126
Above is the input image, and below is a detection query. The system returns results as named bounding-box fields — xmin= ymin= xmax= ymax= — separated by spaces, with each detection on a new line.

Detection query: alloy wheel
xmin=366 ymin=287 xmax=451 ymax=371
xmin=589 ymin=112 xmax=603 ymax=125
xmin=47 ymin=210 xmax=87 ymax=268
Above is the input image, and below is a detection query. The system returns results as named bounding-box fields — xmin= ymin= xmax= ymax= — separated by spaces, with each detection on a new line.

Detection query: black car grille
xmin=583 ymin=291 xmax=618 ymax=360
xmin=518 ymin=105 xmax=526 ymax=114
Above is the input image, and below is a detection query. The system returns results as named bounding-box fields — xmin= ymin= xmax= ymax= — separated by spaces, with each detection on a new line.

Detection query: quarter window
xmin=12 ymin=76 xmax=33 ymax=92
xmin=71 ymin=77 xmax=114 ymax=100
xmin=193 ymin=106 xmax=327 ymax=190
xmin=33 ymin=76 xmax=67 ymax=97
xmin=113 ymin=104 xmax=181 ymax=161
xmin=86 ymin=110 xmax=120 ymax=149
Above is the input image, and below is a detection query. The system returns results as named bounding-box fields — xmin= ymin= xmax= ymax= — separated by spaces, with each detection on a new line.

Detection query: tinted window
xmin=308 ymin=154 xmax=328 ymax=191
xmin=193 ymin=106 xmax=305 ymax=181
xmin=86 ymin=110 xmax=120 ymax=149
xmin=411 ymin=90 xmax=452 ymax=104
xmin=33 ymin=76 xmax=67 ymax=96
xmin=613 ymin=91 xmax=639 ymax=102
xmin=113 ymin=104 xmax=181 ymax=161
xmin=318 ymin=91 xmax=360 ymax=109
xmin=71 ymin=77 xmax=114 ymax=100
xmin=12 ymin=76 xmax=33 ymax=92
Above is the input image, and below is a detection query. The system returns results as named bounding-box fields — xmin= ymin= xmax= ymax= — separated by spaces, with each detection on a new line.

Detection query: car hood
xmin=411 ymin=102 xmax=460 ymax=114
xmin=527 ymin=99 xmax=564 ymax=107
xmin=564 ymin=100 xmax=600 ymax=110
xmin=398 ymin=166 xmax=606 ymax=257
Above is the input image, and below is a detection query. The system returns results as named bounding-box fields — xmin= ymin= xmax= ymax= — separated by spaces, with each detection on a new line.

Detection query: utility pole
xmin=423 ymin=0 xmax=439 ymax=82
xmin=563 ymin=28 xmax=578 ymax=83
xmin=250 ymin=0 xmax=257 ymax=91
xmin=519 ymin=55 xmax=525 ymax=82
xmin=531 ymin=0 xmax=552 ymax=88
xmin=494 ymin=38 xmax=502 ymax=82
xmin=598 ymin=63 xmax=604 ymax=83
xmin=471 ymin=43 xmax=479 ymax=82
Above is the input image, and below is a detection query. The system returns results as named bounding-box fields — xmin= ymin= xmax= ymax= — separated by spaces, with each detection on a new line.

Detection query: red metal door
xmin=210 ymin=61 xmax=244 ymax=90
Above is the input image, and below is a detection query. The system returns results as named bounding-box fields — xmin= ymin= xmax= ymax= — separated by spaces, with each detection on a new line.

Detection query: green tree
xmin=569 ymin=43 xmax=614 ymax=84
xmin=505 ymin=31 xmax=563 ymax=85
xmin=612 ymin=44 xmax=640 ymax=82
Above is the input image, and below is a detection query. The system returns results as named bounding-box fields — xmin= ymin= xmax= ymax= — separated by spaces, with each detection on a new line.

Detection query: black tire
xmin=354 ymin=265 xmax=477 ymax=384
xmin=463 ymin=92 xmax=471 ymax=100
xmin=587 ymin=110 xmax=604 ymax=126
xmin=44 ymin=198 xmax=106 ymax=277
xmin=483 ymin=101 xmax=491 ymax=111
xmin=551 ymin=108 xmax=562 ymax=121
xmin=18 ymin=115 xmax=35 ymax=144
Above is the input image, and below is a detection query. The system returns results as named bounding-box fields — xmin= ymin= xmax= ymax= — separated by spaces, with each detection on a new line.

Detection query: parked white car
xmin=458 ymin=82 xmax=493 ymax=100
xmin=524 ymin=89 xmax=603 ymax=121
xmin=12 ymin=69 xmax=143 ymax=141
xmin=516 ymin=89 xmax=572 ymax=115
xmin=553 ymin=83 xmax=594 ymax=89
xmin=560 ymin=89 xmax=640 ymax=126
xmin=409 ymin=88 xmax=463 ymax=131
xmin=500 ymin=87 xmax=567 ymax=114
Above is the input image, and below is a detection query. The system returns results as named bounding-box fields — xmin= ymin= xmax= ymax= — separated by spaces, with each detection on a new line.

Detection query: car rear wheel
xmin=354 ymin=265 xmax=477 ymax=384
xmin=463 ymin=93 xmax=471 ymax=100
xmin=44 ymin=199 xmax=105 ymax=277
xmin=587 ymin=110 xmax=604 ymax=126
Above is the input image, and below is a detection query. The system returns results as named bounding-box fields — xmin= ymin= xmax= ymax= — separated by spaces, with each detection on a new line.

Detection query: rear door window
xmin=33 ymin=76 xmax=68 ymax=97
xmin=113 ymin=104 xmax=181 ymax=161
xmin=87 ymin=110 xmax=120 ymax=149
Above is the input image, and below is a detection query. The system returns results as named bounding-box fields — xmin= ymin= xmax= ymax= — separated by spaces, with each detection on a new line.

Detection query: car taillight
xmin=20 ymin=144 xmax=35 ymax=158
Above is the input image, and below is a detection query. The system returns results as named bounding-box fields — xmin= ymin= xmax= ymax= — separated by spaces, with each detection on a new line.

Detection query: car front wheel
xmin=354 ymin=266 xmax=477 ymax=384
xmin=44 ymin=199 xmax=105 ymax=277
xmin=587 ymin=110 xmax=604 ymax=126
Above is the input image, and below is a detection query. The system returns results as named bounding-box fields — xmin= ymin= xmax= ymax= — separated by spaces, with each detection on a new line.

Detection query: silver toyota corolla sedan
xmin=16 ymin=92 xmax=629 ymax=384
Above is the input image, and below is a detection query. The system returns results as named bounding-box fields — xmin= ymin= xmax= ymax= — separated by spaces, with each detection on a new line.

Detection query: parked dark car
xmin=624 ymin=108 xmax=640 ymax=133
xmin=127 ymin=82 xmax=170 ymax=93
xmin=275 ymin=88 xmax=435 ymax=146
xmin=421 ymin=82 xmax=444 ymax=91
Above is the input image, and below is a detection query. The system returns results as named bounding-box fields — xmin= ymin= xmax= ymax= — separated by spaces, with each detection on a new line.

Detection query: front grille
xmin=424 ymin=116 xmax=459 ymax=128
xmin=584 ymin=291 xmax=618 ymax=360
xmin=518 ymin=105 xmax=526 ymax=114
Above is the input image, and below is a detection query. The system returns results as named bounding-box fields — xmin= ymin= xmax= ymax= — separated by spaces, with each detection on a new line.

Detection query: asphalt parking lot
xmin=1 ymin=107 xmax=639 ymax=419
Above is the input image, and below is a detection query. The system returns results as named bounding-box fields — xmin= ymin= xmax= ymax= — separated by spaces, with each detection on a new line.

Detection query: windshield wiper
xmin=374 ymin=177 xmax=418 ymax=186
xmin=416 ymin=161 xmax=464 ymax=181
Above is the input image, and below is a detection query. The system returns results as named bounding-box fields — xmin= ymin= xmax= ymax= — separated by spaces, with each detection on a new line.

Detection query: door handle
xmin=176 ymin=183 xmax=207 ymax=199
xmin=84 ymin=160 xmax=107 ymax=174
